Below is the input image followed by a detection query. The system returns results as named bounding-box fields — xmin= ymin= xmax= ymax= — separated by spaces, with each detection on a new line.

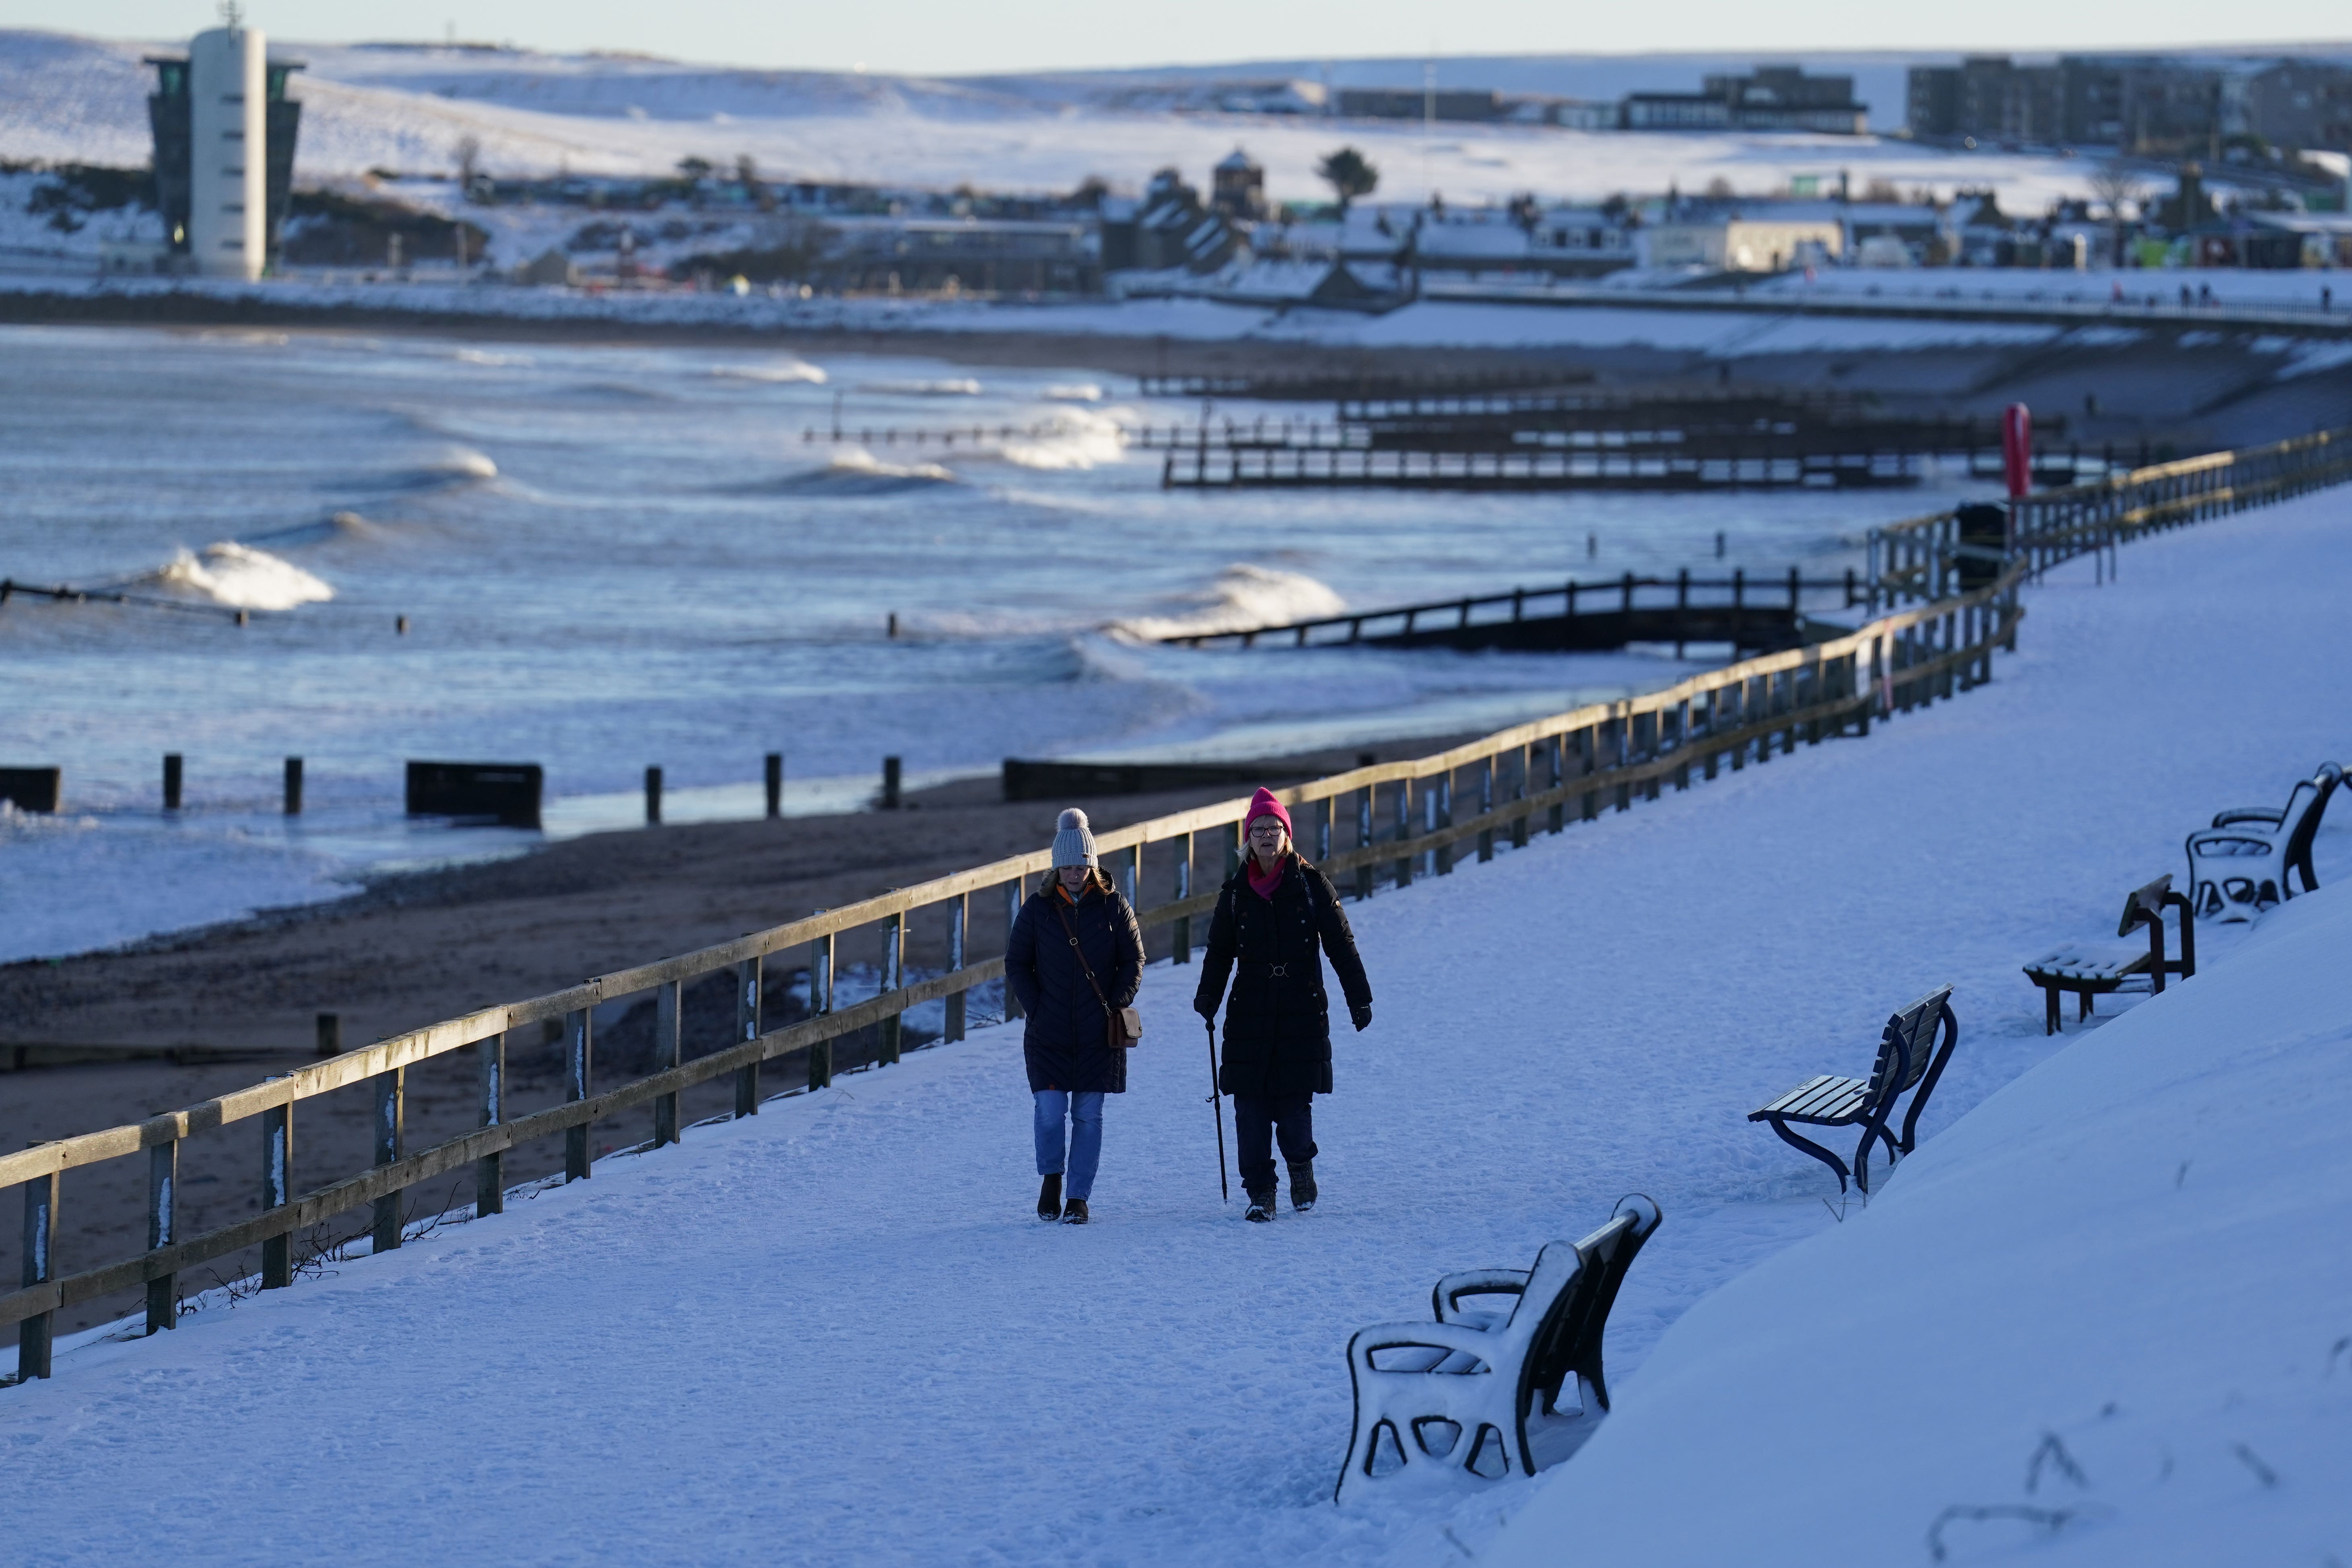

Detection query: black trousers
xmin=1232 ymin=1092 xmax=1316 ymax=1195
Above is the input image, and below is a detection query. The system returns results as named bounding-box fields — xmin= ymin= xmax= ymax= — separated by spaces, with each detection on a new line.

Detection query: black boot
xmin=1037 ymin=1172 xmax=1062 ymax=1221
xmin=1062 ymin=1198 xmax=1089 ymax=1225
xmin=1288 ymin=1160 xmax=1318 ymax=1213
xmin=1245 ymin=1190 xmax=1276 ymax=1222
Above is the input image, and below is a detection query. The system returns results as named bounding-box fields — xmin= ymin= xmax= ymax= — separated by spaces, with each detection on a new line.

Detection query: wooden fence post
xmin=654 ymin=981 xmax=681 ymax=1144
xmin=476 ymin=1032 xmax=506 ymax=1214
xmin=261 ymin=1094 xmax=293 ymax=1287
xmin=371 ymin=1065 xmax=404 ymax=1255
xmin=945 ymin=894 xmax=968 ymax=1041
xmin=19 ymin=1160 xmax=58 ymax=1377
xmin=736 ymin=957 xmax=763 ymax=1113
xmin=1220 ymin=821 xmax=1241 ymax=881
xmin=1393 ymin=780 xmax=1414 ymax=887
xmin=879 ymin=911 xmax=903 ymax=1065
xmin=146 ymin=1138 xmax=177 ymax=1334
xmin=1476 ymin=757 xmax=1495 ymax=862
xmin=1511 ymin=744 xmax=1530 ymax=849
xmin=1171 ymin=834 xmax=1195 ymax=957
xmin=1434 ymin=773 xmax=1454 ymax=875
xmin=1354 ymin=792 xmax=1374 ymax=898
xmin=1000 ymin=882 xmax=1024 ymax=1020
xmin=1547 ymin=736 xmax=1565 ymax=834
xmin=564 ymin=1010 xmax=593 ymax=1181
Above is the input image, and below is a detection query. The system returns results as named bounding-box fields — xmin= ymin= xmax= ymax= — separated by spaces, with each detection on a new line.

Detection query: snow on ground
xmin=1487 ymin=887 xmax=2352 ymax=1567
xmin=4 ymin=488 xmax=2349 ymax=1565
xmin=1 ymin=27 xmax=2121 ymax=210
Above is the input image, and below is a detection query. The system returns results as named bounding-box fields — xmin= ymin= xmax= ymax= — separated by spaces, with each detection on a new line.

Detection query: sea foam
xmin=144 ymin=542 xmax=334 ymax=611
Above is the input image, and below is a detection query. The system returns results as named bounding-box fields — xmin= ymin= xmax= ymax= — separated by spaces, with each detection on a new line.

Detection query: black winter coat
xmin=1006 ymin=877 xmax=1144 ymax=1095
xmin=1194 ymin=855 xmax=1373 ymax=1099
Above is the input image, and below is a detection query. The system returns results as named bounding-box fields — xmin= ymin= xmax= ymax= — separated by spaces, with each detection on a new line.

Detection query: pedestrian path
xmin=6 ymin=489 xmax=2348 ymax=1567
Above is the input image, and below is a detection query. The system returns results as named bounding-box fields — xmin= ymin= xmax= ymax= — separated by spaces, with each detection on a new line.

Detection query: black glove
xmin=1350 ymin=1003 xmax=1373 ymax=1032
xmin=1194 ymin=994 xmax=1219 ymax=1021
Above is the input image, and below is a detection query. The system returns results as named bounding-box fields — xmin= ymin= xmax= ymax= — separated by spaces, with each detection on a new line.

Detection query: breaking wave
xmin=1042 ymin=383 xmax=1103 ymax=403
xmin=996 ymin=411 xmax=1127 ymax=471
xmin=453 ymin=348 xmax=533 ymax=367
xmin=139 ymin=542 xmax=334 ymax=610
xmin=711 ymin=359 xmax=827 ymax=384
xmin=1108 ymin=565 xmax=1347 ymax=642
xmin=754 ymin=449 xmax=959 ymax=494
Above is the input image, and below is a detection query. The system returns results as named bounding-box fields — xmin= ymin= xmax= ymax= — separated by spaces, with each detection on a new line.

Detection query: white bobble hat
xmin=1051 ymin=807 xmax=1099 ymax=868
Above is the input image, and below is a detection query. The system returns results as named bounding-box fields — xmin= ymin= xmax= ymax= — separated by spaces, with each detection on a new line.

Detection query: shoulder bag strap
xmin=1051 ymin=894 xmax=1122 ymax=1029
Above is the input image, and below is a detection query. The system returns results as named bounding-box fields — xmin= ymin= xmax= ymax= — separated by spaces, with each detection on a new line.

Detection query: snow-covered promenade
xmin=6 ymin=489 xmax=2349 ymax=1564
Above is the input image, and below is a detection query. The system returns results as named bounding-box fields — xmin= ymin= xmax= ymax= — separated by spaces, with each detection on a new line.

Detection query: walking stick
xmin=1204 ymin=1016 xmax=1229 ymax=1202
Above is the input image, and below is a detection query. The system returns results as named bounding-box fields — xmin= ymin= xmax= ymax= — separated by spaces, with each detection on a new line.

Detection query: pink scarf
xmin=1246 ymin=853 xmax=1286 ymax=902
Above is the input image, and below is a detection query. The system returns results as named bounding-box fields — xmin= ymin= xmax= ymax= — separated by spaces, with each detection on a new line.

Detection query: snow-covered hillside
xmin=1 ymin=27 xmax=2122 ymax=211
xmin=4 ymin=459 xmax=2347 ymax=1559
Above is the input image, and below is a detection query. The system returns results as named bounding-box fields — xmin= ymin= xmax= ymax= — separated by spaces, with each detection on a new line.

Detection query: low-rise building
xmin=1644 ymin=200 xmax=1845 ymax=270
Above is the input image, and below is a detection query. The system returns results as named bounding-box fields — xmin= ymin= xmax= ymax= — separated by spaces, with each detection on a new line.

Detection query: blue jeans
xmin=1033 ymin=1090 xmax=1104 ymax=1200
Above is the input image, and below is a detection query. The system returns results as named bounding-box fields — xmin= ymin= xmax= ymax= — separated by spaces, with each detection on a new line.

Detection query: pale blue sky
xmin=3 ymin=0 xmax=2344 ymax=75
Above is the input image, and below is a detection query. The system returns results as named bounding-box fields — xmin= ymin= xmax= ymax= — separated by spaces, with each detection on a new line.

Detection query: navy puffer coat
xmin=1006 ymin=874 xmax=1145 ymax=1094
xmin=1194 ymin=854 xmax=1372 ymax=1099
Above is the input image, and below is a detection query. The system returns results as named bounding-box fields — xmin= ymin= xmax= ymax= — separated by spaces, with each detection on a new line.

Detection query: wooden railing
xmin=1866 ymin=424 xmax=2352 ymax=606
xmin=1 ymin=564 xmax=2031 ymax=1379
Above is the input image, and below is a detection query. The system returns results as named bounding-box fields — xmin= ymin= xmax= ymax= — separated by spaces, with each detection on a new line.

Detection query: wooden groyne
xmin=1157 ymin=570 xmax=1858 ymax=656
xmin=6 ymin=426 xmax=2348 ymax=1381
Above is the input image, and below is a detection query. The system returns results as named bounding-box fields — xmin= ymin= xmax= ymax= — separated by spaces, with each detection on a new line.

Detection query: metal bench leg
xmin=2079 ymin=990 xmax=2093 ymax=1022
xmin=1765 ymin=1115 xmax=1850 ymax=1193
xmin=2042 ymin=983 xmax=2060 ymax=1036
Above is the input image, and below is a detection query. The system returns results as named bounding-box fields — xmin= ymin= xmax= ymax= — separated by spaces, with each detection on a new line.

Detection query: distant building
xmin=1337 ymin=88 xmax=1505 ymax=123
xmin=1100 ymin=169 xmax=1234 ymax=273
xmin=1624 ymin=67 xmax=1868 ymax=135
xmin=146 ymin=24 xmax=303 ymax=280
xmin=1645 ymin=200 xmax=1846 ymax=270
xmin=1907 ymin=54 xmax=2228 ymax=154
xmin=2242 ymin=60 xmax=2352 ymax=152
xmin=1211 ymin=149 xmax=1266 ymax=222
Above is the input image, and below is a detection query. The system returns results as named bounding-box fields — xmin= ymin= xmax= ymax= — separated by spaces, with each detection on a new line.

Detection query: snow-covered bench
xmin=1748 ymin=986 xmax=1956 ymax=1195
xmin=1334 ymin=1195 xmax=1661 ymax=1503
xmin=2185 ymin=762 xmax=2340 ymax=922
xmin=2020 ymin=874 xmax=2195 ymax=1035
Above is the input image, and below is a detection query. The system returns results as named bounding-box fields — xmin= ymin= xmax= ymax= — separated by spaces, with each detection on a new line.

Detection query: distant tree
xmin=676 ymin=156 xmax=714 ymax=181
xmin=1068 ymin=174 xmax=1111 ymax=210
xmin=453 ymin=134 xmax=482 ymax=199
xmin=1315 ymin=146 xmax=1378 ymax=214
xmin=1703 ymin=175 xmax=1735 ymax=200
xmin=2086 ymin=160 xmax=2144 ymax=268
xmin=1861 ymin=177 xmax=1902 ymax=204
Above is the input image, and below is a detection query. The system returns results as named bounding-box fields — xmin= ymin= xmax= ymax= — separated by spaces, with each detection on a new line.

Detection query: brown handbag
xmin=1053 ymin=895 xmax=1143 ymax=1048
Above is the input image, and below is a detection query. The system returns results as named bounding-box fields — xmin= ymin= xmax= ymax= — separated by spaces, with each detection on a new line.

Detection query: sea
xmin=0 ymin=322 xmax=2000 ymax=960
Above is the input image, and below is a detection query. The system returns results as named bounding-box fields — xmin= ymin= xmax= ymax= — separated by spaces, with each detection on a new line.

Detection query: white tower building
xmin=186 ymin=25 xmax=268 ymax=281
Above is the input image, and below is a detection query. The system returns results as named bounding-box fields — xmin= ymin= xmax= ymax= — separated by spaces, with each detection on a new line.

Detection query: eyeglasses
xmin=1246 ymin=823 xmax=1286 ymax=838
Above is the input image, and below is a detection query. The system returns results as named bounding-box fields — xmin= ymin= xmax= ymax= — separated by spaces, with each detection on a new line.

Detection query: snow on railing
xmin=1866 ymin=423 xmax=2352 ymax=607
xmin=0 ymin=556 xmax=2039 ymax=1380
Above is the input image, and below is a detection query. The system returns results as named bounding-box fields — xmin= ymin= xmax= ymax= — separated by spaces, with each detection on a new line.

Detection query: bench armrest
xmin=1433 ymin=1268 xmax=1531 ymax=1323
xmin=1348 ymin=1319 xmax=1506 ymax=1375
xmin=2187 ymin=830 xmax=2276 ymax=856
xmin=2211 ymin=807 xmax=2285 ymax=828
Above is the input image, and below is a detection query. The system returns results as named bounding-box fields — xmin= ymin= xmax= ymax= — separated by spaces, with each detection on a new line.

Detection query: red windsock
xmin=2001 ymin=403 xmax=2033 ymax=499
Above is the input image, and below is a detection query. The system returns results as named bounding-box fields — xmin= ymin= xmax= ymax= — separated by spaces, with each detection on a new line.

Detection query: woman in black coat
xmin=1005 ymin=808 xmax=1144 ymax=1225
xmin=1194 ymin=788 xmax=1373 ymax=1221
